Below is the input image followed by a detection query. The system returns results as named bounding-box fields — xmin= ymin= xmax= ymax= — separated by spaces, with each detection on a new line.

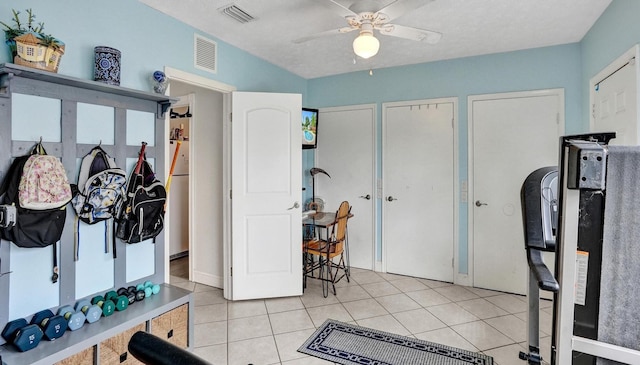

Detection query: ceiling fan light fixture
xmin=353 ymin=32 xmax=380 ymax=59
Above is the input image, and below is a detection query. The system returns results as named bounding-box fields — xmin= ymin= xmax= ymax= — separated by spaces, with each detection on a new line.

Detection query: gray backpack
xmin=72 ymin=146 xmax=127 ymax=259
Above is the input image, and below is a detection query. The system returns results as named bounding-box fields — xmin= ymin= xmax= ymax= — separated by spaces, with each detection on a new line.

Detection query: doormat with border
xmin=298 ymin=319 xmax=494 ymax=365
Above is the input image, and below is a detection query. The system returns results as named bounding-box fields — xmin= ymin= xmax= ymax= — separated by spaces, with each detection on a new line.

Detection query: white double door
xmin=315 ymin=99 xmax=457 ymax=282
xmin=383 ymin=99 xmax=457 ymax=282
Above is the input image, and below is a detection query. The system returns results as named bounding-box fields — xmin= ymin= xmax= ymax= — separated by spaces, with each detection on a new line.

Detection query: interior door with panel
xmin=591 ymin=46 xmax=639 ymax=145
xmin=316 ymin=105 xmax=375 ymax=270
xmin=470 ymin=90 xmax=563 ymax=295
xmin=383 ymin=100 xmax=456 ymax=282
xmin=228 ymin=91 xmax=302 ymax=300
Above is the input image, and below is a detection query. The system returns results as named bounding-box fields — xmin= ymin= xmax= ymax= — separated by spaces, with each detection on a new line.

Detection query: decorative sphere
xmin=153 ymin=70 xmax=166 ymax=83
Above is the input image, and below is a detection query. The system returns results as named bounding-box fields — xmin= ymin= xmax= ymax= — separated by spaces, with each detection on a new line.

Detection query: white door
xmin=383 ymin=99 xmax=456 ymax=282
xmin=316 ymin=105 xmax=375 ymax=270
xmin=591 ymin=46 xmax=639 ymax=145
xmin=229 ymin=91 xmax=302 ymax=300
xmin=470 ymin=90 xmax=563 ymax=295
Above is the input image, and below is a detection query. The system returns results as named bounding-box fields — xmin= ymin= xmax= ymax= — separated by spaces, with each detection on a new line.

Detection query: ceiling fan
xmin=294 ymin=0 xmax=442 ymax=59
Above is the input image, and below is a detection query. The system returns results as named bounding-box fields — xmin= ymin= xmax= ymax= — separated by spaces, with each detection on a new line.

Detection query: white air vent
xmin=194 ymin=34 xmax=217 ymax=74
xmin=218 ymin=4 xmax=255 ymax=23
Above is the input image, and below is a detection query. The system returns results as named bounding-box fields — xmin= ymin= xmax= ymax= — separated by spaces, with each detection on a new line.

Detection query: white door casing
xmin=229 ymin=91 xmax=302 ymax=300
xmin=168 ymin=94 xmax=192 ymax=258
xmin=469 ymin=89 xmax=564 ymax=295
xmin=164 ymin=67 xmax=236 ymax=287
xmin=383 ymin=98 xmax=458 ymax=282
xmin=316 ymin=104 xmax=376 ymax=270
xmin=590 ymin=45 xmax=640 ymax=145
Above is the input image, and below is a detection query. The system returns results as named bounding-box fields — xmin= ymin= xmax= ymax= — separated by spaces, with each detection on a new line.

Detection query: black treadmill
xmin=519 ymin=166 xmax=560 ymax=364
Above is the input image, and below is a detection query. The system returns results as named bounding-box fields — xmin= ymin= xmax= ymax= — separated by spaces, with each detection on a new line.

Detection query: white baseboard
xmin=455 ymin=273 xmax=472 ymax=287
xmin=192 ymin=271 xmax=223 ymax=289
xmin=374 ymin=261 xmax=383 ymax=273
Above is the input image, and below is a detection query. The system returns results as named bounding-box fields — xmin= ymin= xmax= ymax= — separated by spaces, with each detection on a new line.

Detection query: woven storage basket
xmin=150 ymin=304 xmax=188 ymax=349
xmin=99 ymin=323 xmax=145 ymax=365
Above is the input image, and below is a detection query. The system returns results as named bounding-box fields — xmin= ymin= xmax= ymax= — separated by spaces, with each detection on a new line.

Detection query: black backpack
xmin=0 ymin=142 xmax=73 ymax=283
xmin=116 ymin=143 xmax=166 ymax=243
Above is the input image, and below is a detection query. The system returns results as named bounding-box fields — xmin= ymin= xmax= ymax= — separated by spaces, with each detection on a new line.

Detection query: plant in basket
xmin=1 ymin=8 xmax=65 ymax=73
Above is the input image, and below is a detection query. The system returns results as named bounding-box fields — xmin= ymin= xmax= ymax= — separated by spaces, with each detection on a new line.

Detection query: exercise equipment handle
xmin=528 ymin=249 xmax=559 ymax=292
xmin=128 ymin=331 xmax=211 ymax=365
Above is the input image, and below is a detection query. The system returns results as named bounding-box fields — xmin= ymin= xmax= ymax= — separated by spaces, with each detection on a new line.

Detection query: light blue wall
xmin=307 ymin=44 xmax=583 ymax=273
xmin=0 ymin=0 xmax=307 ymax=94
xmin=2 ymin=0 xmax=631 ymax=280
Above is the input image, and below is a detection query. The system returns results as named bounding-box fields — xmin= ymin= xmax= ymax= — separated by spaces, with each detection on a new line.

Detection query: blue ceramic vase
xmin=94 ymin=46 xmax=121 ymax=86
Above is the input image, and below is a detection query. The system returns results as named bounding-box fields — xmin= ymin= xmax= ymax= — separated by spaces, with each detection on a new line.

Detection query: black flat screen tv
xmin=302 ymin=108 xmax=318 ymax=149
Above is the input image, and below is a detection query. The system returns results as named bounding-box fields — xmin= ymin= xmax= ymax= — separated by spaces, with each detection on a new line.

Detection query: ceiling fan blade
xmin=292 ymin=26 xmax=357 ymax=44
xmin=376 ymin=0 xmax=435 ymax=21
xmin=378 ymin=24 xmax=442 ymax=44
xmin=320 ymin=0 xmax=358 ymax=18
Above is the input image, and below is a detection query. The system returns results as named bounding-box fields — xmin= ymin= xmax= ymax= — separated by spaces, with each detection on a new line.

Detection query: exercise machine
xmin=519 ymin=166 xmax=559 ymax=364
xmin=522 ymin=133 xmax=640 ymax=364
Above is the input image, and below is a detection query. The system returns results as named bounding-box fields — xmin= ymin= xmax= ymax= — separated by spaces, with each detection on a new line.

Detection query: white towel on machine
xmin=598 ymin=146 xmax=640 ymax=365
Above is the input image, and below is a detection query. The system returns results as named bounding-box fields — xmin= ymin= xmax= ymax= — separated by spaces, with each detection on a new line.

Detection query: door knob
xmin=359 ymin=194 xmax=371 ymax=200
xmin=287 ymin=202 xmax=300 ymax=210
xmin=387 ymin=196 xmax=397 ymax=202
xmin=475 ymin=200 xmax=487 ymax=207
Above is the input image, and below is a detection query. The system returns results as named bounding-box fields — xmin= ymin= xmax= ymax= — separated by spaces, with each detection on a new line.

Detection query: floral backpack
xmin=18 ymin=143 xmax=73 ymax=210
xmin=0 ymin=141 xmax=73 ymax=283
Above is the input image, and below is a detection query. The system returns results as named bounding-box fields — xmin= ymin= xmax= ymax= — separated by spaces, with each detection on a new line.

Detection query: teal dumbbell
xmin=143 ymin=281 xmax=161 ymax=296
xmin=75 ymin=300 xmax=101 ymax=324
xmin=104 ymin=290 xmax=128 ymax=311
xmin=105 ymin=290 xmax=118 ymax=302
xmin=114 ymin=295 xmax=129 ymax=311
xmin=57 ymin=306 xmax=86 ymax=331
xmin=91 ymin=296 xmax=115 ymax=317
xmin=138 ymin=283 xmax=152 ymax=298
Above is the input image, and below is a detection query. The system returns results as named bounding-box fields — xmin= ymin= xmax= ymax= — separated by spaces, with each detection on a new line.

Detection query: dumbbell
xmin=127 ymin=285 xmax=146 ymax=302
xmin=145 ymin=281 xmax=161 ymax=295
xmin=106 ymin=290 xmax=129 ymax=311
xmin=30 ymin=309 xmax=67 ymax=340
xmin=133 ymin=285 xmax=146 ymax=302
xmin=118 ymin=287 xmax=136 ymax=305
xmin=75 ymin=299 xmax=102 ymax=324
xmin=91 ymin=295 xmax=116 ymax=317
xmin=2 ymin=318 xmax=43 ymax=352
xmin=136 ymin=283 xmax=153 ymax=299
xmin=57 ymin=306 xmax=86 ymax=331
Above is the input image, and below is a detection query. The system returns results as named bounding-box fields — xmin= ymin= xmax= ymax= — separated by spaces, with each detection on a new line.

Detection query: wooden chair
xmin=303 ymin=201 xmax=351 ymax=297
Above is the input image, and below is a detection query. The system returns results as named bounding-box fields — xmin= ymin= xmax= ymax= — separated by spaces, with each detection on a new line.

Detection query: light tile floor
xmin=170 ymin=257 xmax=553 ymax=365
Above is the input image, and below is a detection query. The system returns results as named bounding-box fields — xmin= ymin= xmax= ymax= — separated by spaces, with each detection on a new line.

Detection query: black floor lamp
xmin=309 ymin=167 xmax=330 ymax=211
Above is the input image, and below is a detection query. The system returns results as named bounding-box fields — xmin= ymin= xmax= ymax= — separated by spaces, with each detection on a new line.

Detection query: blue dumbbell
xmin=57 ymin=306 xmax=86 ymax=331
xmin=2 ymin=318 xmax=43 ymax=352
xmin=75 ymin=300 xmax=101 ymax=324
xmin=30 ymin=309 xmax=67 ymax=341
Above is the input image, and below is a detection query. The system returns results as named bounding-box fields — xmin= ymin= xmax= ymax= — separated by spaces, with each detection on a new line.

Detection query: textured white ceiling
xmin=139 ymin=0 xmax=612 ymax=79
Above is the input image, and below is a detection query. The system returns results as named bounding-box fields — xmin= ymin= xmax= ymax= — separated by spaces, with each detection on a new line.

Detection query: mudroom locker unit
xmin=0 ymin=63 xmax=193 ymax=365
